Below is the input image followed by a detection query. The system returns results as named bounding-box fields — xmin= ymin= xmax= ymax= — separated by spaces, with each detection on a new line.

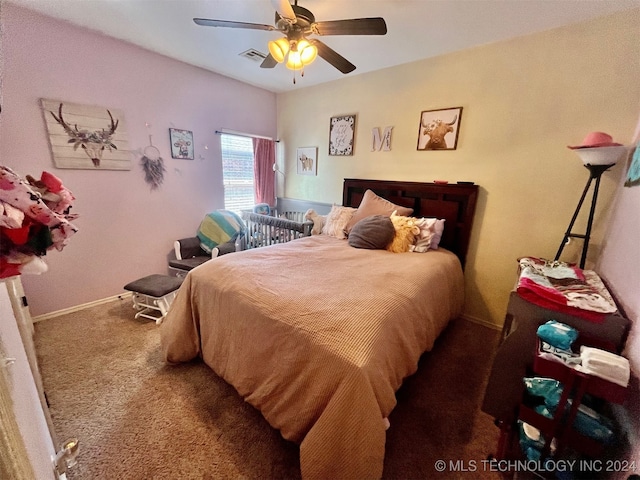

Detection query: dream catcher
xmin=140 ymin=136 xmax=166 ymax=190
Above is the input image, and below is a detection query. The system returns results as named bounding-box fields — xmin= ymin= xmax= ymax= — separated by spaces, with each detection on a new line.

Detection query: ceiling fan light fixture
xmin=268 ymin=37 xmax=290 ymax=63
xmin=286 ymin=51 xmax=303 ymax=70
xmin=297 ymin=39 xmax=318 ymax=64
xmin=286 ymin=39 xmax=317 ymax=70
xmin=195 ymin=2 xmax=387 ymax=79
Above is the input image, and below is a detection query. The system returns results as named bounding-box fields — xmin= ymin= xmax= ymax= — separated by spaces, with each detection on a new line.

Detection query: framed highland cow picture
xmin=169 ymin=128 xmax=194 ymax=160
xmin=417 ymin=107 xmax=462 ymax=151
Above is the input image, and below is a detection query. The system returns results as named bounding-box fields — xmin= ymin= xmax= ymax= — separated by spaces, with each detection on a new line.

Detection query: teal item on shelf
xmin=524 ymin=446 xmax=541 ymax=462
xmin=544 ymin=401 xmax=615 ymax=444
xmin=534 ymin=404 xmax=554 ymax=419
xmin=524 ymin=377 xmax=563 ymax=407
xmin=537 ymin=320 xmax=579 ymax=351
xmin=573 ymin=407 xmax=615 ymax=444
xmin=518 ymin=420 xmax=545 ymax=452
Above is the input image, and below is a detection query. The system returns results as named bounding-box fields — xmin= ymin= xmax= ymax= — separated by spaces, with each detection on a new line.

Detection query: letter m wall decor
xmin=371 ymin=127 xmax=393 ymax=151
xmin=41 ymin=99 xmax=131 ymax=170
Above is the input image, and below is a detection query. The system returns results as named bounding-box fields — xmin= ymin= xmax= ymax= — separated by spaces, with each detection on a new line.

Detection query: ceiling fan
xmin=193 ymin=0 xmax=387 ymax=76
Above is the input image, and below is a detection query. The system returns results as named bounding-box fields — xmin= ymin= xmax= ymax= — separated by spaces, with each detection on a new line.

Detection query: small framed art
xmin=297 ymin=147 xmax=318 ymax=175
xmin=329 ymin=114 xmax=356 ymax=156
xmin=417 ymin=107 xmax=463 ymax=151
xmin=169 ymin=128 xmax=194 ymax=159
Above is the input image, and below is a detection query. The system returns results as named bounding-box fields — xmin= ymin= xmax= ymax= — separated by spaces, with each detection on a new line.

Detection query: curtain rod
xmin=215 ymin=129 xmax=279 ymax=142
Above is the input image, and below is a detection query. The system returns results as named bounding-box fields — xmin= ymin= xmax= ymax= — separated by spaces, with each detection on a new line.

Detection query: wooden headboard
xmin=343 ymin=178 xmax=479 ymax=268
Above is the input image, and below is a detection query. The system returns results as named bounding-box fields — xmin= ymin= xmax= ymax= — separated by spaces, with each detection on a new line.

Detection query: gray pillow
xmin=348 ymin=215 xmax=395 ymax=250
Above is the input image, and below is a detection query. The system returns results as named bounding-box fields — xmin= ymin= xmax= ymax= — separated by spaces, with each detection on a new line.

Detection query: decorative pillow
xmin=322 ymin=205 xmax=356 ymax=239
xmin=348 ymin=215 xmax=395 ymax=250
xmin=387 ymin=212 xmax=421 ymax=253
xmin=410 ymin=218 xmax=435 ymax=253
xmin=304 ymin=208 xmax=326 ymax=235
xmin=346 ymin=189 xmax=413 ymax=233
xmin=424 ymin=218 xmax=445 ymax=249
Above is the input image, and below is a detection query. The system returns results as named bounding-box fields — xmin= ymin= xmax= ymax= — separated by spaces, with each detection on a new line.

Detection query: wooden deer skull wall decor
xmin=49 ymin=103 xmax=118 ymax=167
xmin=40 ymin=99 xmax=131 ymax=170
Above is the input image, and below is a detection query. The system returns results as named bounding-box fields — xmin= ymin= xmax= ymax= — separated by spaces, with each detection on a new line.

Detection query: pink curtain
xmin=252 ymin=138 xmax=276 ymax=206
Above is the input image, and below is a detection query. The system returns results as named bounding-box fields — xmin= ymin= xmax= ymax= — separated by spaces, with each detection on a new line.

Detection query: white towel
xmin=577 ymin=346 xmax=630 ymax=387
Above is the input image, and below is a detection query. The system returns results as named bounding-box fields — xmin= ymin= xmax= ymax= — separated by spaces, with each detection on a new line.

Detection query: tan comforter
xmin=160 ymin=235 xmax=464 ymax=479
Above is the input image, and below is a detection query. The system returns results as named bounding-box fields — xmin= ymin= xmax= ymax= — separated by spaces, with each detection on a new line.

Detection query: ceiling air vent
xmin=239 ymin=49 xmax=267 ymax=63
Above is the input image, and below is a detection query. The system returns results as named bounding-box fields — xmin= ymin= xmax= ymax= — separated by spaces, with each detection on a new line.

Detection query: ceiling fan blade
xmin=193 ymin=18 xmax=275 ymax=31
xmin=312 ymin=40 xmax=356 ymax=74
xmin=271 ymin=0 xmax=296 ymax=22
xmin=260 ymin=54 xmax=278 ymax=69
xmin=313 ymin=17 xmax=387 ymax=36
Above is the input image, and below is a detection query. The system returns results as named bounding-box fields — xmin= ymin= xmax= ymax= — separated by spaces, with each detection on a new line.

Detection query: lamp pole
xmin=554 ymin=164 xmax=614 ymax=269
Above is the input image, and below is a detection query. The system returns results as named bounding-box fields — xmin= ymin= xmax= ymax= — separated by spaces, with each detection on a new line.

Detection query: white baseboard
xmin=460 ymin=313 xmax=503 ymax=331
xmin=32 ymin=292 xmax=132 ymax=322
xmin=33 ymin=295 xmax=503 ymax=332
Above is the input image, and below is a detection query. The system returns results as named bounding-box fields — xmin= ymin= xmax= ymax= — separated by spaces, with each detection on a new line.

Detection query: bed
xmin=160 ymin=178 xmax=479 ymax=479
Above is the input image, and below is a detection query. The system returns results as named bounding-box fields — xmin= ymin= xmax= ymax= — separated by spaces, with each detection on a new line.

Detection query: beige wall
xmin=276 ymin=9 xmax=640 ymax=328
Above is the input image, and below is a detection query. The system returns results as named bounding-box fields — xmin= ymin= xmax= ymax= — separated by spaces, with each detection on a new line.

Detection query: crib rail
xmin=240 ymin=211 xmax=312 ymax=250
xmin=274 ymin=210 xmax=308 ymax=223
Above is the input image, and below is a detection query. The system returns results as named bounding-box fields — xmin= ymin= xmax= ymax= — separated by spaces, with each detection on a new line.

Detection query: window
xmin=220 ymin=134 xmax=255 ymax=213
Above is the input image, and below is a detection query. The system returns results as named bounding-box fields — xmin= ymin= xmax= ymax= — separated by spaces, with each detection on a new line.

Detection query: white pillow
xmin=410 ymin=218 xmax=435 ymax=253
xmin=427 ymin=218 xmax=444 ymax=250
xmin=425 ymin=218 xmax=445 ymax=249
xmin=322 ymin=205 xmax=356 ymax=239
xmin=410 ymin=217 xmax=445 ymax=252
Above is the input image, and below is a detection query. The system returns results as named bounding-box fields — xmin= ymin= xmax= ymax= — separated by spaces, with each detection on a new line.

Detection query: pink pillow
xmin=346 ymin=190 xmax=413 ymax=233
xmin=322 ymin=205 xmax=357 ymax=239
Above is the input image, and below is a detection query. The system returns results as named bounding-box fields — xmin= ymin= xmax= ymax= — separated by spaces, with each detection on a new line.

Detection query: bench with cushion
xmin=123 ymin=274 xmax=183 ymax=324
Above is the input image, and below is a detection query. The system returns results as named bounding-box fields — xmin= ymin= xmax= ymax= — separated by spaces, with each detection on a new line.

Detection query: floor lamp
xmin=554 ymin=136 xmax=628 ymax=269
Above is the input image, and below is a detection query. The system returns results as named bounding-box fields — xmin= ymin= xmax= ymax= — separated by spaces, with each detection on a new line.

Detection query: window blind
xmin=220 ymin=134 xmax=255 ymax=213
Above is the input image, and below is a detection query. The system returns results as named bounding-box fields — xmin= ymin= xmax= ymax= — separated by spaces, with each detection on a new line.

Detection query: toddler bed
xmin=161 ymin=178 xmax=478 ymax=479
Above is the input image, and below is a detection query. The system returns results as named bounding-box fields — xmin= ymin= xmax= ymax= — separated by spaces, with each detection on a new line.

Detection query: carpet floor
xmin=34 ymin=298 xmax=502 ymax=479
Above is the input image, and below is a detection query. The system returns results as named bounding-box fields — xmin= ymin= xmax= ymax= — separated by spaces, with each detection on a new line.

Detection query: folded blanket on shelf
xmin=516 ymin=257 xmax=617 ymax=322
xmin=578 ymin=346 xmax=630 ymax=387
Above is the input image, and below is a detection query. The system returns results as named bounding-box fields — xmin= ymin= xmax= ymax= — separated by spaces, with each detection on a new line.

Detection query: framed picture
xmin=329 ymin=114 xmax=356 ymax=156
xmin=40 ymin=98 xmax=131 ymax=170
xmin=297 ymin=147 xmax=318 ymax=175
xmin=169 ymin=128 xmax=194 ymax=159
xmin=417 ymin=107 xmax=463 ymax=151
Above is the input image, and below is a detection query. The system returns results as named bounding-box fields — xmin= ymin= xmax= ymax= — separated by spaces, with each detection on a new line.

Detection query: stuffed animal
xmin=387 ymin=211 xmax=420 ymax=253
xmin=304 ymin=209 xmax=326 ymax=235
